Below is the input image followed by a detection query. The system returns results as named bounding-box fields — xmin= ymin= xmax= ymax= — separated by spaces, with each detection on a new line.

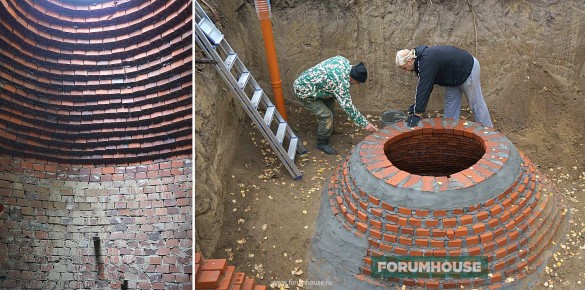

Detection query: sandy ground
xmin=210 ymin=100 xmax=585 ymax=289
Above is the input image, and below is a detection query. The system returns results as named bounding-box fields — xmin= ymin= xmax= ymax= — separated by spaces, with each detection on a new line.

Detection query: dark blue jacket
xmin=411 ymin=45 xmax=474 ymax=114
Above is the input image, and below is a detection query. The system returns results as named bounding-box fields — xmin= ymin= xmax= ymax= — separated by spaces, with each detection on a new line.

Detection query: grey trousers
xmin=444 ymin=57 xmax=494 ymax=128
xmin=300 ymin=98 xmax=336 ymax=137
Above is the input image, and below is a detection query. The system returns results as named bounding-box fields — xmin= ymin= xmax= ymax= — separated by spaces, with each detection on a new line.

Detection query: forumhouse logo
xmin=371 ymin=256 xmax=488 ymax=279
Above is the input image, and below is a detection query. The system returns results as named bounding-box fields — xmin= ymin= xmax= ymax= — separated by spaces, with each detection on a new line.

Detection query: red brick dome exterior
xmin=309 ymin=118 xmax=566 ymax=289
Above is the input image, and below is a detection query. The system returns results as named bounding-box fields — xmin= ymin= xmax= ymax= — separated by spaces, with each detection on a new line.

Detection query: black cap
xmin=350 ymin=62 xmax=367 ymax=83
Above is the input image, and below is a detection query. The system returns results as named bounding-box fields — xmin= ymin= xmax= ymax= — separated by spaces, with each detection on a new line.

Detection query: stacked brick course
xmin=309 ymin=118 xmax=566 ymax=289
xmin=0 ymin=157 xmax=192 ymax=289
xmin=195 ymin=252 xmax=267 ymax=290
xmin=0 ymin=0 xmax=192 ymax=163
xmin=0 ymin=0 xmax=192 ymax=289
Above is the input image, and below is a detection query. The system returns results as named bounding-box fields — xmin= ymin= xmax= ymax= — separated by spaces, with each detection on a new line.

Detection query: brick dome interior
xmin=384 ymin=131 xmax=485 ymax=177
xmin=0 ymin=0 xmax=192 ymax=163
xmin=0 ymin=0 xmax=193 ymax=289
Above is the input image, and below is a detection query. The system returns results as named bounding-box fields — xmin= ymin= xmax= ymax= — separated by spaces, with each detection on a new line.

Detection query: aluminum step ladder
xmin=195 ymin=2 xmax=306 ymax=180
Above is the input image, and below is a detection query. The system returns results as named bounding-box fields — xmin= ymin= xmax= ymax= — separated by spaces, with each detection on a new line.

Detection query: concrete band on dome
xmin=309 ymin=118 xmax=568 ymax=289
xmin=350 ymin=118 xmax=522 ymax=209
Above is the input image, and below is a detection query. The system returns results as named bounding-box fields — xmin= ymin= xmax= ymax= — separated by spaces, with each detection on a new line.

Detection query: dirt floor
xmin=211 ymin=99 xmax=585 ymax=289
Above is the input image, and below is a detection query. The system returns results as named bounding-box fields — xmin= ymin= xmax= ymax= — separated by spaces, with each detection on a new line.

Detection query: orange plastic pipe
xmin=257 ymin=9 xmax=288 ymax=120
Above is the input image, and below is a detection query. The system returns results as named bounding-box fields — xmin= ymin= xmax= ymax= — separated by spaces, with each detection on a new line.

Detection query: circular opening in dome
xmin=384 ymin=131 xmax=485 ymax=177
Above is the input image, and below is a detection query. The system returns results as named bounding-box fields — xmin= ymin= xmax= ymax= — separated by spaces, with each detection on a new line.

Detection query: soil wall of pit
xmin=195 ymin=0 xmax=585 ymax=254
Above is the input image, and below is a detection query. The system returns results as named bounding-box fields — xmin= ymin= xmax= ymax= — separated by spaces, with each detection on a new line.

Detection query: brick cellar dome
xmin=309 ymin=118 xmax=567 ymax=289
xmin=0 ymin=0 xmax=193 ymax=289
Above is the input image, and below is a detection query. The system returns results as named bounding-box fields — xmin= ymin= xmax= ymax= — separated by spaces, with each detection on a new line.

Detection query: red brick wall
xmin=385 ymin=132 xmax=485 ymax=177
xmin=0 ymin=156 xmax=192 ymax=289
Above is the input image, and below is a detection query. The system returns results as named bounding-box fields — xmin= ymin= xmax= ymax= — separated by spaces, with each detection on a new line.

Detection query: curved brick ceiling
xmin=0 ymin=0 xmax=192 ymax=164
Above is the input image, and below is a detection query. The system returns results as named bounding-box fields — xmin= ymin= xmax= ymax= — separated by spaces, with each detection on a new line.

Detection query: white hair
xmin=395 ymin=49 xmax=416 ymax=66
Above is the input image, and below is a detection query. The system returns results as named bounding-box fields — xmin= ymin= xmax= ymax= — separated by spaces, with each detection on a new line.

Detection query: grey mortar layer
xmin=308 ymin=175 xmax=566 ymax=289
xmin=348 ymin=138 xmax=522 ymax=210
xmin=308 ymin=185 xmax=391 ymax=290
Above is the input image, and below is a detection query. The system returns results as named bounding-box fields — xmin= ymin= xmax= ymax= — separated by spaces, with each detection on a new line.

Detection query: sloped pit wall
xmin=0 ymin=156 xmax=192 ymax=289
xmin=309 ymin=119 xmax=566 ymax=289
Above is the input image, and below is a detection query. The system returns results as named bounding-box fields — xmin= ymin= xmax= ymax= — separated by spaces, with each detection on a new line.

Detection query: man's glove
xmin=406 ymin=114 xmax=420 ymax=127
xmin=407 ymin=104 xmax=415 ymax=115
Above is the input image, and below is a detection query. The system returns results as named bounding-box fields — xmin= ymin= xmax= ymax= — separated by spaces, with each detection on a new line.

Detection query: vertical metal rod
xmin=93 ymin=237 xmax=101 ymax=258
xmin=93 ymin=236 xmax=103 ymax=279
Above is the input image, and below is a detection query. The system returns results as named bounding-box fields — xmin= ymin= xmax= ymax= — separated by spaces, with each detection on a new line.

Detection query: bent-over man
xmin=293 ymin=56 xmax=378 ymax=155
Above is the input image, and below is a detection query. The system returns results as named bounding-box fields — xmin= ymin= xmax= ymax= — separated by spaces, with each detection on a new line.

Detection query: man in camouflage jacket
xmin=293 ymin=56 xmax=378 ymax=155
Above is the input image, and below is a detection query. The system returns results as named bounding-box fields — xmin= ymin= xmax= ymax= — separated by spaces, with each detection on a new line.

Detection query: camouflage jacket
xmin=293 ymin=56 xmax=369 ymax=128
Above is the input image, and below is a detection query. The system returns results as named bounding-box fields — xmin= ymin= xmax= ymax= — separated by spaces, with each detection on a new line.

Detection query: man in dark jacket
xmin=395 ymin=45 xmax=493 ymax=128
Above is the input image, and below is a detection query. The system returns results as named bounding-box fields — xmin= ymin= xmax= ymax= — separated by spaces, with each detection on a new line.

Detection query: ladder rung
xmin=197 ymin=18 xmax=224 ymax=45
xmin=263 ymin=106 xmax=275 ymax=126
xmin=288 ymin=137 xmax=298 ymax=161
xmin=275 ymin=122 xmax=287 ymax=144
xmin=224 ymin=54 xmax=237 ymax=70
xmin=237 ymin=72 xmax=250 ymax=89
xmin=251 ymin=89 xmax=262 ymax=109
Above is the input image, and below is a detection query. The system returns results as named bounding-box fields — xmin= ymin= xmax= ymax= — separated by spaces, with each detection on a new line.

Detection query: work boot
xmin=316 ymin=136 xmax=338 ymax=155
